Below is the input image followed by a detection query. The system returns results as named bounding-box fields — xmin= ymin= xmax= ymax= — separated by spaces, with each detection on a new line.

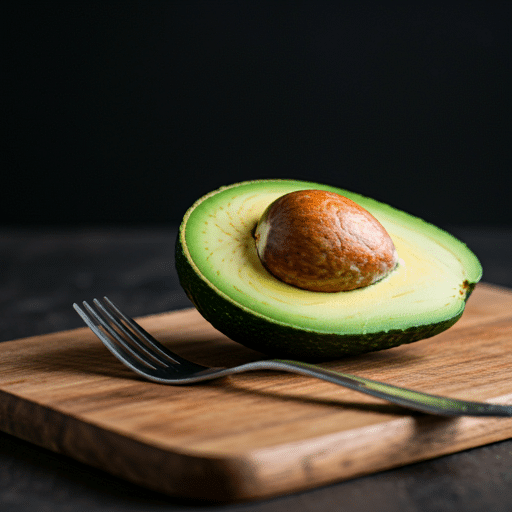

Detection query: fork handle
xmin=218 ymin=359 xmax=512 ymax=417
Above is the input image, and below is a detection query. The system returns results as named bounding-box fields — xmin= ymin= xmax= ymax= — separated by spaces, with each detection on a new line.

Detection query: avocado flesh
xmin=176 ymin=179 xmax=482 ymax=360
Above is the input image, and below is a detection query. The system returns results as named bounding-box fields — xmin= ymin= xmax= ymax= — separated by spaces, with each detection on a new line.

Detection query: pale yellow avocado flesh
xmin=181 ymin=180 xmax=481 ymax=340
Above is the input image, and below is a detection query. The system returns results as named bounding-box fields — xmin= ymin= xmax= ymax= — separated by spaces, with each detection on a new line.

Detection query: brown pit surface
xmin=254 ymin=190 xmax=398 ymax=292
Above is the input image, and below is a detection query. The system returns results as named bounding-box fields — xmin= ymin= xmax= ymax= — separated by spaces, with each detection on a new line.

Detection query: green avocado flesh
xmin=175 ymin=179 xmax=482 ymax=360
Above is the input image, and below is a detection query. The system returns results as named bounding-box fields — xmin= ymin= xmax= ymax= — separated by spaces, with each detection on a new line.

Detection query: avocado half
xmin=175 ymin=179 xmax=482 ymax=360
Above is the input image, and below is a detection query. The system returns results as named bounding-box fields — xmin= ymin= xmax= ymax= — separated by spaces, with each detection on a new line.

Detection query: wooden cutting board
xmin=0 ymin=283 xmax=511 ymax=502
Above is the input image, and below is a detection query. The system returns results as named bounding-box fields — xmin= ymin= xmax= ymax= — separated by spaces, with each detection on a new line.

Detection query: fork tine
xmin=101 ymin=296 xmax=193 ymax=366
xmin=91 ymin=298 xmax=170 ymax=368
xmin=73 ymin=302 xmax=159 ymax=373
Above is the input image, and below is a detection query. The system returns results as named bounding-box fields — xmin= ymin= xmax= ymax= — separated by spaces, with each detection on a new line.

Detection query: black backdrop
xmin=4 ymin=1 xmax=512 ymax=227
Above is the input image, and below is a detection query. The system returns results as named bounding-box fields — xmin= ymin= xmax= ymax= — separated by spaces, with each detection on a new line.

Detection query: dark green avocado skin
xmin=175 ymin=236 xmax=472 ymax=361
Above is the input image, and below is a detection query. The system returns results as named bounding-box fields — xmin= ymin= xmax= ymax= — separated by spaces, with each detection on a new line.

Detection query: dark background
xmin=4 ymin=1 xmax=512 ymax=227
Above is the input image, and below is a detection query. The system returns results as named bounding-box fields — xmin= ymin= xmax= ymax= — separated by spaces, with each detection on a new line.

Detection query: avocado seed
xmin=254 ymin=190 xmax=398 ymax=292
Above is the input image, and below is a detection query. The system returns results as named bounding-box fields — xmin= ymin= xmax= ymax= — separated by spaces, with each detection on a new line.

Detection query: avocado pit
xmin=254 ymin=190 xmax=398 ymax=292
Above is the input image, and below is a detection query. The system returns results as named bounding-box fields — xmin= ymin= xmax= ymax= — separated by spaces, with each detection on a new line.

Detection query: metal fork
xmin=73 ymin=297 xmax=512 ymax=417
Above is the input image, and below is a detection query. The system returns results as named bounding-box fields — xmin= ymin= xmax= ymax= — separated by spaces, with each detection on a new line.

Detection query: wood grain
xmin=0 ymin=283 xmax=511 ymax=502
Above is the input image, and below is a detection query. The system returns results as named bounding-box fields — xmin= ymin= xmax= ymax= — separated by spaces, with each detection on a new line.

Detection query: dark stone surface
xmin=0 ymin=225 xmax=511 ymax=512
xmin=0 ymin=228 xmax=192 ymax=343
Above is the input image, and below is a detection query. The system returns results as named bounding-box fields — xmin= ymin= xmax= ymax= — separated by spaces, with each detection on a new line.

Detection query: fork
xmin=73 ymin=297 xmax=512 ymax=417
